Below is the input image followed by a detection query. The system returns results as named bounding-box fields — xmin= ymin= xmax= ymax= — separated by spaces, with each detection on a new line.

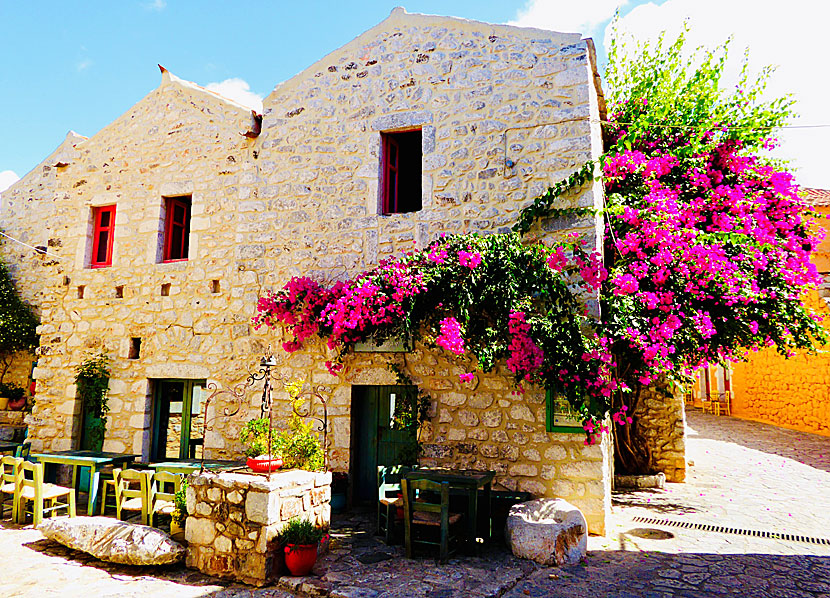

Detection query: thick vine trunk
xmin=612 ymin=383 xmax=653 ymax=475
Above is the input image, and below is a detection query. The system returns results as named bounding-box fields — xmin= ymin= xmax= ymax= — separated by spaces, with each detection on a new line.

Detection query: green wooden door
xmin=352 ymin=385 xmax=416 ymax=504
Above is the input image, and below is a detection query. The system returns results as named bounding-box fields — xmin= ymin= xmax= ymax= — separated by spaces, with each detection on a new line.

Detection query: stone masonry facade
xmin=0 ymin=10 xmax=618 ymax=532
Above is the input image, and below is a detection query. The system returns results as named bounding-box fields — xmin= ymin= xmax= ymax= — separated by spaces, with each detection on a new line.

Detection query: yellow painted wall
xmin=730 ymin=205 xmax=830 ymax=437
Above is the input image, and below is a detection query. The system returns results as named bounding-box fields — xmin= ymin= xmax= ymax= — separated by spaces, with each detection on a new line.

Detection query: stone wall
xmin=185 ymin=469 xmax=331 ymax=586
xmin=727 ymin=205 xmax=830 ymax=437
xmin=635 ymin=383 xmax=686 ymax=483
xmin=731 ymin=290 xmax=830 ymax=437
xmin=0 ymin=10 xmax=613 ymax=533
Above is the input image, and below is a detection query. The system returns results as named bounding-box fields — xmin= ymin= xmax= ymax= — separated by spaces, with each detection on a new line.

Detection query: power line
xmin=0 ymin=231 xmax=67 ymax=261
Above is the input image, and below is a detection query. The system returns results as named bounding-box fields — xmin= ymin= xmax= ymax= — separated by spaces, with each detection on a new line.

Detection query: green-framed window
xmin=545 ymin=388 xmax=585 ymax=433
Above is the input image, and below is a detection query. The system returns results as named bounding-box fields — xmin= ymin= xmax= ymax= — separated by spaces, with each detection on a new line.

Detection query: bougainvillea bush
xmin=516 ymin=29 xmax=827 ymax=469
xmin=255 ymin=30 xmax=827 ymax=470
xmin=255 ymin=233 xmax=626 ymax=435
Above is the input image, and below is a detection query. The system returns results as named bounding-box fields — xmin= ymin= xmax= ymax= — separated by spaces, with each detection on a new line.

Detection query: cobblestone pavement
xmin=2 ymin=410 xmax=829 ymax=598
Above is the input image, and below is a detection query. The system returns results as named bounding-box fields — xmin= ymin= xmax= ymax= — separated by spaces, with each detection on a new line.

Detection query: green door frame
xmin=151 ymin=379 xmax=204 ymax=461
xmin=350 ymin=385 xmax=417 ymax=504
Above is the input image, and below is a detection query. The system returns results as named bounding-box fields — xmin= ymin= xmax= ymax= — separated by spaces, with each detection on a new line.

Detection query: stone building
xmin=0 ymin=9 xmax=620 ymax=533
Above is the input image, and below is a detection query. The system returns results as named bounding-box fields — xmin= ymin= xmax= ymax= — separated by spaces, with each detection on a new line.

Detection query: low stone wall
xmin=636 ymin=384 xmax=686 ymax=482
xmin=185 ymin=469 xmax=331 ymax=586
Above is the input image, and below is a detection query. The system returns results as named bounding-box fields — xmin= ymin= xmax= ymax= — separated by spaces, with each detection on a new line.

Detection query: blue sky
xmin=1 ymin=0 xmax=827 ymax=191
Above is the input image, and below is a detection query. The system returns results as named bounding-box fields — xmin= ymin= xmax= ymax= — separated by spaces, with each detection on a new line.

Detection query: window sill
xmin=161 ymin=258 xmax=189 ymax=264
xmin=89 ymin=263 xmax=112 ymax=269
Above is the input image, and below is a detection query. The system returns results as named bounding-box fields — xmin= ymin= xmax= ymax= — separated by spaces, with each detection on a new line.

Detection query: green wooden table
xmin=149 ymin=459 xmax=242 ymax=475
xmin=404 ymin=468 xmax=495 ymax=551
xmin=31 ymin=450 xmax=139 ymax=515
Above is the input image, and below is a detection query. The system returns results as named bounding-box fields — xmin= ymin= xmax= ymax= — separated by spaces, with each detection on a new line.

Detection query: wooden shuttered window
xmin=90 ymin=205 xmax=116 ymax=268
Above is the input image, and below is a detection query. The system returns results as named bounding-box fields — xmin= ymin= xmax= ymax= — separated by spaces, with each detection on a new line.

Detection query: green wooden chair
xmin=0 ymin=456 xmax=21 ymax=521
xmin=13 ymin=442 xmax=31 ymax=460
xmin=148 ymin=470 xmax=182 ymax=527
xmin=402 ymin=478 xmax=462 ymax=563
xmin=377 ymin=465 xmax=410 ymax=544
xmin=113 ymin=468 xmax=150 ymax=525
xmin=16 ymin=460 xmax=76 ymax=525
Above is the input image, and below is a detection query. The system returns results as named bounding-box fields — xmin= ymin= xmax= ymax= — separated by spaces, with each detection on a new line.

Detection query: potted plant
xmin=240 ymin=417 xmax=283 ymax=473
xmin=280 ymin=517 xmax=326 ymax=576
xmin=171 ymin=479 xmax=188 ymax=539
xmin=0 ymin=381 xmax=24 ymax=411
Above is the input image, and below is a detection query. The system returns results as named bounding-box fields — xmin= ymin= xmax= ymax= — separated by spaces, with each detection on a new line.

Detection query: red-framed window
xmin=90 ymin=205 xmax=116 ymax=268
xmin=381 ymin=129 xmax=422 ymax=214
xmin=163 ymin=196 xmax=191 ymax=262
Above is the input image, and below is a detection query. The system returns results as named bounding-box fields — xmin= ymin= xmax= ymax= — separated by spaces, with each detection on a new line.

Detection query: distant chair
xmin=113 ymin=468 xmax=150 ymax=525
xmin=402 ymin=478 xmax=463 ymax=563
xmin=377 ymin=465 xmax=410 ymax=544
xmin=16 ymin=460 xmax=75 ymax=525
xmin=0 ymin=456 xmax=21 ymax=521
xmin=148 ymin=470 xmax=182 ymax=528
xmin=700 ymin=392 xmax=713 ymax=414
xmin=713 ymin=390 xmax=732 ymax=416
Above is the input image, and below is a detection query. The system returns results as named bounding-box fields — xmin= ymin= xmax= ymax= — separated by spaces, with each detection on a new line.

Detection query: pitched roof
xmin=804 ymin=188 xmax=830 ymax=207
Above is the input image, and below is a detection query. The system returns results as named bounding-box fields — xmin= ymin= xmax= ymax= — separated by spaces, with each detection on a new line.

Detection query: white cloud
xmin=510 ymin=0 xmax=629 ymax=35
xmin=609 ymin=0 xmax=830 ymax=189
xmin=145 ymin=0 xmax=166 ymax=11
xmin=76 ymin=59 xmax=92 ymax=72
xmin=205 ymin=78 xmax=264 ymax=113
xmin=0 ymin=170 xmax=19 ymax=193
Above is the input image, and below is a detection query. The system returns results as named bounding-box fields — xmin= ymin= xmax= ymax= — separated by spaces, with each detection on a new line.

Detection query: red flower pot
xmin=246 ymin=455 xmax=283 ymax=473
xmin=284 ymin=543 xmax=318 ymax=576
xmin=7 ymin=397 xmax=26 ymax=411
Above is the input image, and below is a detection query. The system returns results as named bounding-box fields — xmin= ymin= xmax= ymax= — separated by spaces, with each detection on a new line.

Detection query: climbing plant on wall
xmin=254 ymin=28 xmax=826 ymax=473
xmin=513 ymin=27 xmax=827 ymax=472
xmin=0 ymin=256 xmax=38 ymax=384
xmin=75 ymin=353 xmax=111 ymax=451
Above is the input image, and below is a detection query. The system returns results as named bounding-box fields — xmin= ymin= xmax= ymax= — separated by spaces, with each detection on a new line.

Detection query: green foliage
xmin=75 ymin=353 xmax=110 ymax=448
xmin=512 ymin=161 xmax=597 ymax=235
xmin=0 ymin=381 xmax=25 ymax=401
xmin=0 ymin=257 xmax=39 ymax=382
xmin=279 ymin=517 xmax=325 ymax=545
xmin=75 ymin=353 xmax=111 ymax=418
xmin=274 ymin=405 xmax=325 ymax=471
xmin=173 ymin=479 xmax=188 ymax=525
xmin=240 ymin=417 xmax=279 ymax=458
xmin=604 ymin=24 xmax=793 ymax=156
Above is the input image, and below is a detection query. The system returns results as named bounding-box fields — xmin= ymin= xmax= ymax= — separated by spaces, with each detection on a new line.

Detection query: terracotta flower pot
xmin=0 ymin=397 xmax=8 ymax=410
xmin=8 ymin=397 xmax=26 ymax=411
xmin=284 ymin=543 xmax=318 ymax=576
xmin=246 ymin=455 xmax=283 ymax=473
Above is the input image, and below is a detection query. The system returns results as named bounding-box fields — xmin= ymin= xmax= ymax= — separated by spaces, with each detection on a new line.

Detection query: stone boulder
xmin=38 ymin=516 xmax=186 ymax=565
xmin=504 ymin=498 xmax=587 ymax=566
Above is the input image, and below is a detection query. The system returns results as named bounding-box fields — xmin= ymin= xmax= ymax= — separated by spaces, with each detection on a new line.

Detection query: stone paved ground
xmin=2 ymin=410 xmax=830 ymax=598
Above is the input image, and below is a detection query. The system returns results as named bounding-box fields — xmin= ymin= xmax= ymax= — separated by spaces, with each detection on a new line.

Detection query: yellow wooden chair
xmin=16 ymin=460 xmax=76 ymax=526
xmin=0 ymin=456 xmax=22 ymax=521
xmin=148 ymin=470 xmax=182 ymax=528
xmin=713 ymin=390 xmax=732 ymax=416
xmin=700 ymin=393 xmax=713 ymax=414
xmin=113 ymin=468 xmax=150 ymax=525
